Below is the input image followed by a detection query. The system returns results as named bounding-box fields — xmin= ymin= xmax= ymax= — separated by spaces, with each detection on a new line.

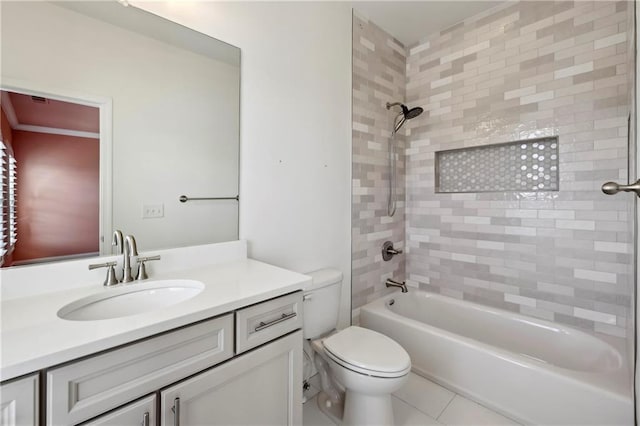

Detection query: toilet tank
xmin=303 ymin=269 xmax=343 ymax=339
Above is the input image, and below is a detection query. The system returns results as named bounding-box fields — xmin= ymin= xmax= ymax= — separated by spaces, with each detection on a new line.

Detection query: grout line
xmin=392 ymin=373 xmax=455 ymax=421
xmin=436 ymin=394 xmax=458 ymax=422
xmin=391 ymin=391 xmax=443 ymax=422
xmin=391 ymin=395 xmax=443 ymax=425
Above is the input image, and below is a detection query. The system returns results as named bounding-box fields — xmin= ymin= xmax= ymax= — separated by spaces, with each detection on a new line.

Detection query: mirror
xmin=0 ymin=1 xmax=240 ymax=267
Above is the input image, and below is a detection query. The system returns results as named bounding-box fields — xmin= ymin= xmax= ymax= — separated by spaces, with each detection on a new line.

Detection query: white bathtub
xmin=360 ymin=291 xmax=634 ymax=425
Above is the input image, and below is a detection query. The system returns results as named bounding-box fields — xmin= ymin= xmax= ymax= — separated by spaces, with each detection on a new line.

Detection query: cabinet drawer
xmin=235 ymin=291 xmax=303 ymax=353
xmin=81 ymin=394 xmax=156 ymax=426
xmin=47 ymin=314 xmax=233 ymax=426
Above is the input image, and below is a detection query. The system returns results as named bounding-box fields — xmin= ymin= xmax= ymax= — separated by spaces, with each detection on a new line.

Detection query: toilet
xmin=304 ymin=269 xmax=411 ymax=425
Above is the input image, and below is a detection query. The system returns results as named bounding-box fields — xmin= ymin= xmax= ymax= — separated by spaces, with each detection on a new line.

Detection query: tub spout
xmin=385 ymin=278 xmax=407 ymax=293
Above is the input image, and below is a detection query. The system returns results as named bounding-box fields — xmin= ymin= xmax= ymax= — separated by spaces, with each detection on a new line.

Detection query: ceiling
xmin=1 ymin=91 xmax=99 ymax=135
xmin=352 ymin=1 xmax=505 ymax=47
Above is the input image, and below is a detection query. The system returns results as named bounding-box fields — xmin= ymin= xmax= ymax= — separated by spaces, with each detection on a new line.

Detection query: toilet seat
xmin=323 ymin=326 xmax=411 ymax=378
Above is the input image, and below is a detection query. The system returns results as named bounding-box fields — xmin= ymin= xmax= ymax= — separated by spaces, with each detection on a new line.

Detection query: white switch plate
xmin=142 ymin=203 xmax=164 ymax=219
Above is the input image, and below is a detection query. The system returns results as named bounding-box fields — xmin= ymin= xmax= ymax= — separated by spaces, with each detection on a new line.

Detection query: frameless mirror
xmin=0 ymin=1 xmax=240 ymax=267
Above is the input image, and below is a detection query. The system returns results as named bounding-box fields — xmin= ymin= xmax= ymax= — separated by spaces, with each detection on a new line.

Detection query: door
xmin=0 ymin=374 xmax=38 ymax=426
xmin=636 ymin=2 xmax=640 ymax=420
xmin=160 ymin=331 xmax=302 ymax=426
xmin=601 ymin=3 xmax=638 ymax=422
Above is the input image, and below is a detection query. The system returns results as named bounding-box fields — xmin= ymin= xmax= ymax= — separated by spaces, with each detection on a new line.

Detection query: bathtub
xmin=360 ymin=291 xmax=634 ymax=425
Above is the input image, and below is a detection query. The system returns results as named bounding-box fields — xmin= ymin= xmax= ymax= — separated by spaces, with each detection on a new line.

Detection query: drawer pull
xmin=171 ymin=398 xmax=180 ymax=426
xmin=255 ymin=312 xmax=297 ymax=332
xmin=142 ymin=412 xmax=149 ymax=426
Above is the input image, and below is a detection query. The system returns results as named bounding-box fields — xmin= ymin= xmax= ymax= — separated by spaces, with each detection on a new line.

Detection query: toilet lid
xmin=323 ymin=326 xmax=411 ymax=377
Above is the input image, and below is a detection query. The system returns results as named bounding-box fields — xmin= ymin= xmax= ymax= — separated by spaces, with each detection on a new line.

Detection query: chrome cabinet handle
xmin=602 ymin=179 xmax=640 ymax=197
xmin=171 ymin=397 xmax=180 ymax=426
xmin=255 ymin=312 xmax=297 ymax=332
xmin=142 ymin=412 xmax=149 ymax=426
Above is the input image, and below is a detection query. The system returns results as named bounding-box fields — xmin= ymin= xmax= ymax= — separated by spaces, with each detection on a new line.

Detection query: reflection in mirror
xmin=0 ymin=91 xmax=100 ymax=267
xmin=1 ymin=1 xmax=240 ymax=267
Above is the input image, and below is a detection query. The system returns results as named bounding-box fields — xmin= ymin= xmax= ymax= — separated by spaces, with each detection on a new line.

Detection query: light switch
xmin=142 ymin=203 xmax=164 ymax=219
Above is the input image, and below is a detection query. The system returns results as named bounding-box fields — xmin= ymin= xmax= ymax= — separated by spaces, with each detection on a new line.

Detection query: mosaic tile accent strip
xmin=436 ymin=137 xmax=559 ymax=193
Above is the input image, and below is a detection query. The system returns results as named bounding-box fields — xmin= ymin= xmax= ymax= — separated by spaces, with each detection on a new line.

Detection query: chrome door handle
xmin=602 ymin=179 xmax=640 ymax=197
xmin=142 ymin=412 xmax=149 ymax=426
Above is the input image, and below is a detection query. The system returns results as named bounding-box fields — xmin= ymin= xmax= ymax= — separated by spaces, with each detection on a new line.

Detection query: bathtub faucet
xmin=385 ymin=278 xmax=408 ymax=293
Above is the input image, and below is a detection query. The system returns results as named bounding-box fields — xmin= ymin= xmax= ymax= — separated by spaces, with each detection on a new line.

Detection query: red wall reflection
xmin=12 ymin=130 xmax=99 ymax=263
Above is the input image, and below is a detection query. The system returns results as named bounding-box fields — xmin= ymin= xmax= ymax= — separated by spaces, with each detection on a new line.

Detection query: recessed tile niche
xmin=435 ymin=137 xmax=559 ymax=193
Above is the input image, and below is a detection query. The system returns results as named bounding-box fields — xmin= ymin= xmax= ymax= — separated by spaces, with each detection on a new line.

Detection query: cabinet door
xmin=0 ymin=374 xmax=39 ymax=426
xmin=82 ymin=394 xmax=155 ymax=426
xmin=160 ymin=330 xmax=302 ymax=426
xmin=47 ymin=313 xmax=233 ymax=425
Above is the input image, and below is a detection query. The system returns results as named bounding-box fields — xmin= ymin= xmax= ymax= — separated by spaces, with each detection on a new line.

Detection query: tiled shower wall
xmin=352 ymin=11 xmax=407 ymax=312
xmin=405 ymin=1 xmax=633 ymax=338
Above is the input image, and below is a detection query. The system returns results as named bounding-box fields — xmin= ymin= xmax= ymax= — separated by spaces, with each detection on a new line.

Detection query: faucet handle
xmin=136 ymin=255 xmax=161 ymax=281
xmin=88 ymin=261 xmax=119 ymax=286
xmin=382 ymin=241 xmax=403 ymax=261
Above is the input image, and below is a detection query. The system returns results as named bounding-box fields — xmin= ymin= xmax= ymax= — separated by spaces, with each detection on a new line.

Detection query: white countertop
xmin=1 ymin=258 xmax=310 ymax=381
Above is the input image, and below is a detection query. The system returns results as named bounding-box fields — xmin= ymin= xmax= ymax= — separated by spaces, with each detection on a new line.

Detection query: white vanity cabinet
xmin=47 ymin=314 xmax=234 ymax=426
xmin=32 ymin=290 xmax=304 ymax=426
xmin=160 ymin=292 xmax=304 ymax=426
xmin=160 ymin=331 xmax=302 ymax=426
xmin=0 ymin=374 xmax=39 ymax=426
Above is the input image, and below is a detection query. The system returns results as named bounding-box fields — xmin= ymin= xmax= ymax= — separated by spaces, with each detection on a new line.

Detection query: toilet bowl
xmin=310 ymin=326 xmax=411 ymax=425
xmin=303 ymin=269 xmax=411 ymax=425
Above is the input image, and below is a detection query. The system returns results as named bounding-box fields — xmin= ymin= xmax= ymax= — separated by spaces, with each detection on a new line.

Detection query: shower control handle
xmin=602 ymin=179 xmax=640 ymax=197
xmin=382 ymin=241 xmax=403 ymax=261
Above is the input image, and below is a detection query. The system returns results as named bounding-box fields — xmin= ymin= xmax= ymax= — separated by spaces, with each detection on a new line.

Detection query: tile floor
xmin=303 ymin=372 xmax=521 ymax=426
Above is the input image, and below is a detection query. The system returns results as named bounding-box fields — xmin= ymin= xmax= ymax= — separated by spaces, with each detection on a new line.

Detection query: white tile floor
xmin=303 ymin=372 xmax=521 ymax=426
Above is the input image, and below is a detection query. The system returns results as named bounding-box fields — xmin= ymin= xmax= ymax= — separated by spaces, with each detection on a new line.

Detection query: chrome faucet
xmin=385 ymin=278 xmax=408 ymax=293
xmin=112 ymin=230 xmax=124 ymax=254
xmin=122 ymin=235 xmax=139 ymax=283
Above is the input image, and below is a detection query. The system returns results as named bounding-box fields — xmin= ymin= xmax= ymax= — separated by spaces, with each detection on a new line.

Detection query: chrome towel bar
xmin=179 ymin=195 xmax=239 ymax=203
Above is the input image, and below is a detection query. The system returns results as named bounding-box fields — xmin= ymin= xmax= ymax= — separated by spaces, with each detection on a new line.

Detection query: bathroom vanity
xmin=0 ymin=241 xmax=308 ymax=426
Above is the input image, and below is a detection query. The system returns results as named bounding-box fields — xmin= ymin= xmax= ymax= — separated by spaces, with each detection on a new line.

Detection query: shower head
xmin=402 ymin=104 xmax=424 ymax=120
xmin=387 ymin=101 xmax=423 ymax=134
xmin=386 ymin=101 xmax=423 ymax=133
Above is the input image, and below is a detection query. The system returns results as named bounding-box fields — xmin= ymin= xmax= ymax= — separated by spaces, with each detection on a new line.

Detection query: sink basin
xmin=57 ymin=280 xmax=205 ymax=321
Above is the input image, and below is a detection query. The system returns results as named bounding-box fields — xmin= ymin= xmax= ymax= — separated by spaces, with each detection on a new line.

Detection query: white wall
xmin=135 ymin=2 xmax=353 ymax=326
